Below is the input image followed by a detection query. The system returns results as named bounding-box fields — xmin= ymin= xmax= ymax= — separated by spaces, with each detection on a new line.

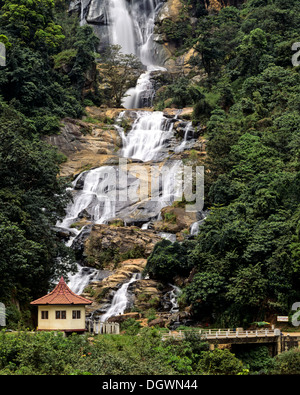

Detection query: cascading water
xmin=108 ymin=0 xmax=136 ymax=55
xmin=115 ymin=0 xmax=166 ymax=109
xmin=120 ymin=111 xmax=174 ymax=162
xmin=169 ymin=285 xmax=181 ymax=314
xmin=190 ymin=211 xmax=209 ymax=236
xmin=99 ymin=273 xmax=142 ymax=322
xmin=56 ymin=0 xmax=199 ymax=323
xmin=57 ymin=167 xmax=116 ymax=230
xmin=175 ymin=122 xmax=195 ymax=154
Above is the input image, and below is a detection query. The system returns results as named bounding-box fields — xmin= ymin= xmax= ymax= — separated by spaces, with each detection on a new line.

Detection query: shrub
xmin=271 ymin=348 xmax=300 ymax=375
xmin=197 ymin=348 xmax=245 ymax=375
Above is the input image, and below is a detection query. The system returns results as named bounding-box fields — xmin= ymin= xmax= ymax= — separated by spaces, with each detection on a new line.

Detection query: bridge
xmin=161 ymin=328 xmax=300 ymax=356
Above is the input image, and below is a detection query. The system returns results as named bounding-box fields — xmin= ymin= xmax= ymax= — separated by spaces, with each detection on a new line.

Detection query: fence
xmin=161 ymin=328 xmax=281 ymax=341
xmin=86 ymin=319 xmax=120 ymax=335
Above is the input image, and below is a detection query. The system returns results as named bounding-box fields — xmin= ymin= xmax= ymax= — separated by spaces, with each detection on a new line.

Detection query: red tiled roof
xmin=30 ymin=277 xmax=92 ymax=305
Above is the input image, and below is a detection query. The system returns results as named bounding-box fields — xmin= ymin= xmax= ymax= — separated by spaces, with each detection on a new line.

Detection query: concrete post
xmin=277 ymin=335 xmax=282 ymax=355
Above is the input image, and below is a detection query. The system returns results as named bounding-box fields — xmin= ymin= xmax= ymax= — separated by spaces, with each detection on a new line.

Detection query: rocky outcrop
xmin=84 ymin=258 xmax=147 ymax=315
xmin=156 ymin=0 xmax=182 ymax=23
xmin=44 ymin=116 xmax=122 ymax=178
xmin=203 ymin=0 xmax=245 ymax=12
xmin=163 ymin=107 xmax=194 ymax=120
xmin=85 ymin=224 xmax=162 ymax=269
xmin=152 ymin=206 xmax=198 ymax=238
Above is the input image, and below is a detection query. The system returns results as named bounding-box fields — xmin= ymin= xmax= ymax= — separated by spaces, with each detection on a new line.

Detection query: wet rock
xmin=53 ymin=226 xmax=77 ymax=240
xmin=107 ymin=312 xmax=141 ymax=324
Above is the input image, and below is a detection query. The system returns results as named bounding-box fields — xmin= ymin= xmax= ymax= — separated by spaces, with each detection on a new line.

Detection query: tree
xmin=183 ymin=271 xmax=226 ymax=316
xmin=1 ymin=0 xmax=65 ymax=50
xmin=226 ymin=264 xmax=268 ymax=308
xmin=145 ymin=239 xmax=194 ymax=282
xmin=231 ymin=28 xmax=269 ymax=77
xmin=197 ymin=348 xmax=245 ymax=375
xmin=0 ymin=110 xmax=75 ymax=305
xmin=68 ymin=24 xmax=99 ymax=96
xmin=272 ymin=349 xmax=300 ymax=375
xmin=99 ymin=45 xmax=142 ymax=107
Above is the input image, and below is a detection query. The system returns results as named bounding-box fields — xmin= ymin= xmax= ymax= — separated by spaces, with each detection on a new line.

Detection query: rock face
xmin=157 ymin=0 xmax=182 ymax=23
xmin=85 ymin=224 xmax=163 ymax=269
xmin=153 ymin=206 xmax=198 ymax=237
xmin=43 ymin=116 xmax=122 ymax=178
xmin=84 ymin=258 xmax=147 ymax=315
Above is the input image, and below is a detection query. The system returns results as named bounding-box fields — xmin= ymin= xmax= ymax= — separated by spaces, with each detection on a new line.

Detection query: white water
xmin=100 ymin=273 xmax=141 ymax=322
xmin=169 ymin=284 xmax=181 ymax=313
xmin=117 ymin=0 xmax=166 ymax=109
xmin=190 ymin=221 xmax=200 ymax=236
xmin=108 ymin=0 xmax=136 ymax=55
xmin=57 ymin=166 xmax=117 ymax=229
xmin=190 ymin=212 xmax=209 ymax=236
xmin=56 ymin=0 xmax=196 ymax=309
xmin=175 ymin=122 xmax=195 ymax=154
xmin=120 ymin=111 xmax=174 ymax=162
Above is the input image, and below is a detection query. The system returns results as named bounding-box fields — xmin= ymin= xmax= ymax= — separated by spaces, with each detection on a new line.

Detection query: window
xmin=41 ymin=311 xmax=48 ymax=319
xmin=72 ymin=310 xmax=81 ymax=319
xmin=55 ymin=310 xmax=66 ymax=319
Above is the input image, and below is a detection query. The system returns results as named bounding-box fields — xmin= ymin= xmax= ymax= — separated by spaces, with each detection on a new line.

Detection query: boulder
xmin=107 ymin=312 xmax=141 ymax=323
xmin=153 ymin=206 xmax=197 ymax=234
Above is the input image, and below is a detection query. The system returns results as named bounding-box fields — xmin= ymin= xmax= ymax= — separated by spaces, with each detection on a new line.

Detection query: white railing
xmin=86 ymin=320 xmax=120 ymax=335
xmin=161 ymin=328 xmax=281 ymax=341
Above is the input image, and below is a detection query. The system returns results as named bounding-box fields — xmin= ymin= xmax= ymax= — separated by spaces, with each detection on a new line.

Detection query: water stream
xmin=99 ymin=273 xmax=142 ymax=322
xmin=120 ymin=111 xmax=174 ymax=162
xmin=56 ymin=0 xmax=194 ymax=319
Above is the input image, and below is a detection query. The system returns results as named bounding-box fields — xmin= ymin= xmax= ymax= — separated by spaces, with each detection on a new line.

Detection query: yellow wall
xmin=37 ymin=305 xmax=86 ymax=332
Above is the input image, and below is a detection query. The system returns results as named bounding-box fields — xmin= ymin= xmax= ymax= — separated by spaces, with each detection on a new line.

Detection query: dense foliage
xmin=147 ymin=0 xmax=300 ymax=327
xmin=1 ymin=0 xmax=300 ymax=375
xmin=2 ymin=328 xmax=300 ymax=375
xmin=0 ymin=0 xmax=99 ymax=322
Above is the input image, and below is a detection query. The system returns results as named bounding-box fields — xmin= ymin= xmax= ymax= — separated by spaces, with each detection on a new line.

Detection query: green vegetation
xmin=146 ymin=240 xmax=194 ymax=282
xmin=0 ymin=0 xmax=100 ymax=322
xmin=1 ymin=0 xmax=300 ymax=376
xmin=1 ymin=329 xmax=300 ymax=375
xmin=98 ymin=44 xmax=142 ymax=107
xmin=147 ymin=0 xmax=300 ymax=328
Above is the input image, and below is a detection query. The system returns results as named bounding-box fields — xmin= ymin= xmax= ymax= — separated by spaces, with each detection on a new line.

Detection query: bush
xmin=234 ymin=345 xmax=274 ymax=374
xmin=197 ymin=348 xmax=245 ymax=375
xmin=271 ymin=348 xmax=300 ymax=375
xmin=145 ymin=239 xmax=194 ymax=282
xmin=120 ymin=318 xmax=141 ymax=335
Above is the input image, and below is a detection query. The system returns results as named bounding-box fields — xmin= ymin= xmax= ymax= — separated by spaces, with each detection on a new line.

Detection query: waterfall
xmin=190 ymin=221 xmax=200 ymax=236
xmin=190 ymin=211 xmax=209 ymax=236
xmin=169 ymin=285 xmax=181 ymax=314
xmin=56 ymin=166 xmax=118 ymax=293
xmin=120 ymin=111 xmax=174 ymax=162
xmin=115 ymin=0 xmax=166 ymax=109
xmin=175 ymin=122 xmax=195 ymax=154
xmin=68 ymin=266 xmax=98 ymax=295
xmin=57 ymin=0 xmax=197 ymax=304
xmin=108 ymin=0 xmax=136 ymax=55
xmin=100 ymin=273 xmax=142 ymax=322
xmin=57 ymin=167 xmax=117 ymax=230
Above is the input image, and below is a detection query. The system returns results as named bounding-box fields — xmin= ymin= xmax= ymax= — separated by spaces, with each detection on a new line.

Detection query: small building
xmin=30 ymin=276 xmax=92 ymax=334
